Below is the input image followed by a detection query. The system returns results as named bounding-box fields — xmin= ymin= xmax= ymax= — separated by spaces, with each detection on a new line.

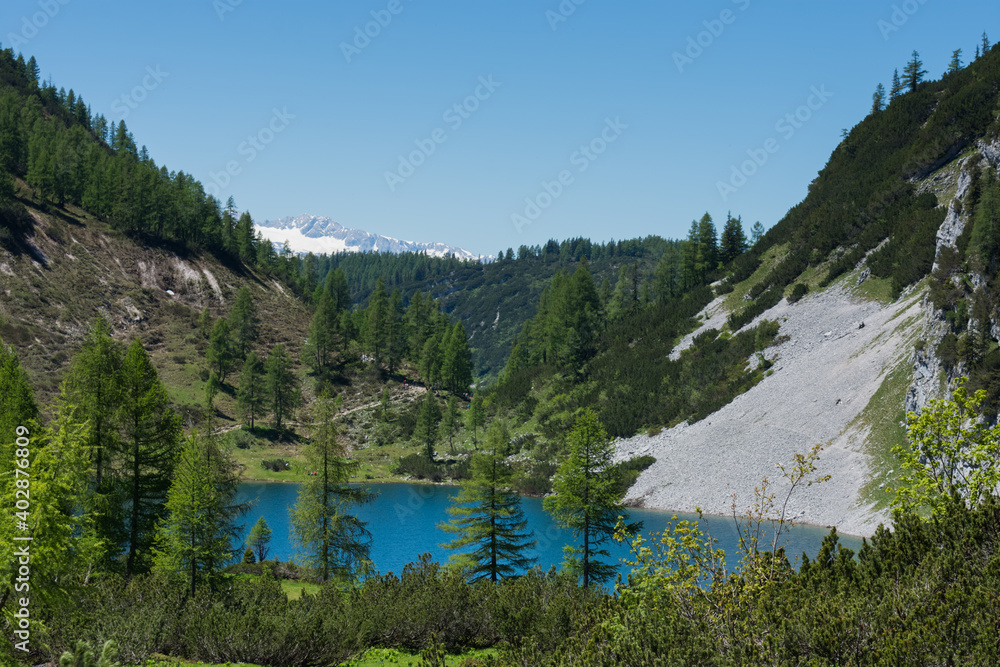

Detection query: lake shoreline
xmin=238 ymin=477 xmax=871 ymax=540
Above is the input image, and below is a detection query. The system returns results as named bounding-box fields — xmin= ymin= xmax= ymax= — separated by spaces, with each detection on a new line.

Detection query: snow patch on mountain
xmin=256 ymin=214 xmax=485 ymax=261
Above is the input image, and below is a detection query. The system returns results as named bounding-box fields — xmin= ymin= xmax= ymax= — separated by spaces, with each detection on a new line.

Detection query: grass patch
xmin=852 ymin=358 xmax=913 ymax=511
xmin=280 ymin=579 xmax=323 ymax=600
xmin=723 ymin=242 xmax=790 ymax=312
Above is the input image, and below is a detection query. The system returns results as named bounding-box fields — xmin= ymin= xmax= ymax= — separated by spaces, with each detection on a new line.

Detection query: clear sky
xmin=2 ymin=1 xmax=998 ymax=257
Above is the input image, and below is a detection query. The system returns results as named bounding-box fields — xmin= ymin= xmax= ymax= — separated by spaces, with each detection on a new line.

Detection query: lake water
xmin=235 ymin=481 xmax=864 ymax=580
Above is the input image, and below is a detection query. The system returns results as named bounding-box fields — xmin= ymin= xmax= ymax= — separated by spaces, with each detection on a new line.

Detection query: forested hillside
xmin=3 ymin=30 xmax=1000 ymax=667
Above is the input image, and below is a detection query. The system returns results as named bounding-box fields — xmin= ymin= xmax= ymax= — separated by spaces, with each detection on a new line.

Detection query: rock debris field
xmin=616 ymin=283 xmax=925 ymax=537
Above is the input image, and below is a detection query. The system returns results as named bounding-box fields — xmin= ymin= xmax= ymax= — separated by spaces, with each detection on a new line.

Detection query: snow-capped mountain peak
xmin=255 ymin=215 xmax=485 ymax=261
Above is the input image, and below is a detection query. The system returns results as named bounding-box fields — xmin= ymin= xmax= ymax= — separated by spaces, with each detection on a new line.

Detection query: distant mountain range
xmin=255 ymin=215 xmax=486 ymax=261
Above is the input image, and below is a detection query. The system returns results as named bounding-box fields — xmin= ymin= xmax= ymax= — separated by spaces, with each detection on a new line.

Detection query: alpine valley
xmin=2 ymin=29 xmax=1000 ymax=667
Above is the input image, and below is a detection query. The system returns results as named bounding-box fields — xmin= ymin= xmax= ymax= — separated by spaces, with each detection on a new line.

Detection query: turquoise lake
xmin=235 ymin=481 xmax=865 ymax=579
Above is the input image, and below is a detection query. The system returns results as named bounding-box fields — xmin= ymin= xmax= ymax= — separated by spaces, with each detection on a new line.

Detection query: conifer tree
xmin=264 ymin=344 xmax=300 ymax=430
xmin=465 ymin=394 xmax=486 ymax=448
xmin=386 ymin=289 xmax=406 ymax=373
xmin=0 ymin=404 xmax=103 ymax=624
xmin=440 ymin=395 xmax=461 ymax=453
xmin=871 ymin=83 xmax=886 ymax=113
xmin=544 ymin=409 xmax=641 ymax=587
xmin=291 ymin=396 xmax=373 ymax=581
xmin=948 ymin=49 xmax=963 ymax=74
xmin=442 ymin=322 xmax=473 ymax=395
xmin=206 ymin=318 xmax=235 ymax=383
xmin=237 ymin=351 xmax=265 ymax=430
xmin=365 ymin=277 xmax=389 ymax=367
xmin=62 ymin=317 xmax=123 ymax=491
xmin=440 ymin=421 xmax=537 ymax=582
xmin=154 ymin=433 xmax=248 ymax=595
xmin=903 ymin=51 xmax=927 ymax=93
xmin=302 ymin=293 xmax=337 ymax=377
xmin=890 ymin=68 xmax=904 ymax=99
xmin=415 ymin=392 xmax=442 ymax=461
xmin=228 ymin=286 xmax=260 ymax=360
xmin=719 ymin=213 xmax=747 ymax=265
xmin=750 ymin=221 xmax=766 ymax=247
xmin=696 ymin=212 xmax=718 ymax=275
xmin=117 ymin=339 xmax=182 ymax=577
xmin=235 ymin=212 xmax=256 ymax=263
xmin=983 ymin=32 xmax=991 ymax=55
xmin=247 ymin=516 xmax=273 ymax=562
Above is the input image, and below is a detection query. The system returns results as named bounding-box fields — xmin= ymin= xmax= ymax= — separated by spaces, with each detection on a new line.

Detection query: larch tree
xmin=386 ymin=289 xmax=406 ymax=373
xmin=247 ymin=516 xmax=273 ymax=562
xmin=364 ymin=277 xmax=389 ymax=367
xmin=291 ymin=396 xmax=373 ymax=582
xmin=871 ymin=83 xmax=886 ymax=114
xmin=442 ymin=322 xmax=473 ymax=395
xmin=544 ymin=409 xmax=641 ymax=587
xmin=117 ymin=339 xmax=182 ymax=578
xmin=0 ymin=404 xmax=103 ymax=635
xmin=264 ymin=344 xmax=301 ymax=431
xmin=228 ymin=286 xmax=260 ymax=360
xmin=236 ymin=351 xmax=265 ymax=430
xmin=206 ymin=318 xmax=235 ymax=383
xmin=948 ymin=49 xmax=963 ymax=74
xmin=440 ymin=395 xmax=461 ymax=453
xmin=890 ymin=68 xmax=904 ymax=99
xmin=440 ymin=421 xmax=537 ymax=582
xmin=154 ymin=433 xmax=249 ymax=595
xmin=415 ymin=392 xmax=442 ymax=462
xmin=465 ymin=394 xmax=486 ymax=448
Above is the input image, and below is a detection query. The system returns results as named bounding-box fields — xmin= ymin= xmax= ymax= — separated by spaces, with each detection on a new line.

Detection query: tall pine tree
xmin=544 ymin=409 xmax=641 ymax=587
xmin=117 ymin=339 xmax=182 ymax=577
xmin=291 ymin=396 xmax=373 ymax=581
xmin=440 ymin=421 xmax=537 ymax=582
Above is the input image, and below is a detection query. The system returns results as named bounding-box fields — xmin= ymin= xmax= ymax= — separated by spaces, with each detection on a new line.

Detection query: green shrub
xmin=788 ymin=282 xmax=809 ymax=303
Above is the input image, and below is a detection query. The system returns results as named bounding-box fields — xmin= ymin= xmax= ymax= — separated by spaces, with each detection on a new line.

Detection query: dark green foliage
xmin=415 ymin=393 xmax=443 ymax=461
xmin=264 ymin=344 xmax=300 ymax=430
xmin=441 ymin=422 xmax=537 ymax=582
xmin=117 ymin=339 xmax=182 ymax=577
xmin=0 ymin=50 xmax=282 ymax=269
xmin=228 ymin=286 xmax=260 ymax=360
xmin=395 ymin=453 xmax=444 ymax=481
xmin=608 ymin=455 xmax=656 ymax=498
xmin=261 ymin=458 xmax=289 ymax=472
xmin=787 ymin=282 xmax=808 ymax=303
xmin=544 ymin=410 xmax=641 ymax=587
xmin=236 ymin=351 xmax=265 ymax=429
xmin=718 ymin=213 xmax=747 ymax=265
xmin=727 ymin=284 xmax=784 ymax=331
xmin=0 ymin=337 xmax=39 ymax=442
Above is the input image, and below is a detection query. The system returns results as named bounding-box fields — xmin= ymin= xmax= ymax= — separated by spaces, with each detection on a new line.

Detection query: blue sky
xmin=2 ymin=1 xmax=998 ymax=257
